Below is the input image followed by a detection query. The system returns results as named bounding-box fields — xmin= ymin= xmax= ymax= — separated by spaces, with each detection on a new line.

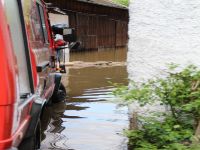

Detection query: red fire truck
xmin=0 ymin=0 xmax=66 ymax=149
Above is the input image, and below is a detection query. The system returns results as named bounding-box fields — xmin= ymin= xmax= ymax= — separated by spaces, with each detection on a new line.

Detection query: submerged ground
xmin=40 ymin=48 xmax=129 ymax=150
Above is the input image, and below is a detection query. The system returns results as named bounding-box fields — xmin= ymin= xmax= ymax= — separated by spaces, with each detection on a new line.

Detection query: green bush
xmin=114 ymin=65 xmax=200 ymax=149
xmin=112 ymin=0 xmax=129 ymax=6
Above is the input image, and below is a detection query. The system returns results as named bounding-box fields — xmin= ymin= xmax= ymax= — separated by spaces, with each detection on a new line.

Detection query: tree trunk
xmin=129 ymin=112 xmax=138 ymax=130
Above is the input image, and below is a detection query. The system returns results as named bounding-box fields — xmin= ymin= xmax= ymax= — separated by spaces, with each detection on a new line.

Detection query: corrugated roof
xmin=77 ymin=0 xmax=128 ymax=9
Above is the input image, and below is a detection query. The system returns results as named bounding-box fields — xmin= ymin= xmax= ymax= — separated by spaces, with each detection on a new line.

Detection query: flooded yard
xmin=41 ymin=48 xmax=129 ymax=150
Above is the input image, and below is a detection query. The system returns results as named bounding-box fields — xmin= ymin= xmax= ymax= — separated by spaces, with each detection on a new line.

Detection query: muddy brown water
xmin=40 ymin=48 xmax=129 ymax=150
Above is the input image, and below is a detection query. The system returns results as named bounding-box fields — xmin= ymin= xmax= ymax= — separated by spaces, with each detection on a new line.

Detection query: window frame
xmin=17 ymin=0 xmax=35 ymax=94
xmin=36 ymin=2 xmax=49 ymax=44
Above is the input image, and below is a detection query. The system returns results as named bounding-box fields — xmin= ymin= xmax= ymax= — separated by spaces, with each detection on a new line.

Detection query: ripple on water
xmin=41 ymin=48 xmax=128 ymax=150
xmin=41 ymin=87 xmax=128 ymax=150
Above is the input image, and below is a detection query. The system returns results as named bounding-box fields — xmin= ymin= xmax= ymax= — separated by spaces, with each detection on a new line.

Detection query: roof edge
xmin=76 ymin=0 xmax=128 ymax=10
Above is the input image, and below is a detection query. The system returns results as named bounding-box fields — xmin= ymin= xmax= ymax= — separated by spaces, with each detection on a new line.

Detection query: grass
xmin=112 ymin=0 xmax=129 ymax=6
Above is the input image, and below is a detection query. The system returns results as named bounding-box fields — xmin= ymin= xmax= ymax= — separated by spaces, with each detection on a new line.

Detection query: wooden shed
xmin=45 ymin=0 xmax=129 ymax=50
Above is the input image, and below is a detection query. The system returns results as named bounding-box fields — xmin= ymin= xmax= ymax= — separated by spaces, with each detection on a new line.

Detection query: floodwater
xmin=40 ymin=48 xmax=129 ymax=150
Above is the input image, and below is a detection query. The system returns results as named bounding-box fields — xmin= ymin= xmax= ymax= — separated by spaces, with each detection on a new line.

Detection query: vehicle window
xmin=37 ymin=3 xmax=49 ymax=43
xmin=28 ymin=3 xmax=44 ymax=42
xmin=4 ymin=0 xmax=32 ymax=97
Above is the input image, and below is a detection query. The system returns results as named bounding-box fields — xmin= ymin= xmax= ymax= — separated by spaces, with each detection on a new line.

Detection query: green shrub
xmin=112 ymin=0 xmax=129 ymax=6
xmin=114 ymin=65 xmax=200 ymax=149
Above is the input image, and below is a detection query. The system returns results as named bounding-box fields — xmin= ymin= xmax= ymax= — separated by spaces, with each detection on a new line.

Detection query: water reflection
xmin=41 ymin=48 xmax=129 ymax=150
xmin=67 ymin=66 xmax=128 ymax=101
xmin=41 ymin=102 xmax=68 ymax=150
xmin=70 ymin=47 xmax=127 ymax=62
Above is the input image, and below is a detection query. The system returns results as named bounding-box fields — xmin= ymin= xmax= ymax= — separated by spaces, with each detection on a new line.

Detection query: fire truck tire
xmin=52 ymin=83 xmax=66 ymax=103
xmin=18 ymin=120 xmax=41 ymax=150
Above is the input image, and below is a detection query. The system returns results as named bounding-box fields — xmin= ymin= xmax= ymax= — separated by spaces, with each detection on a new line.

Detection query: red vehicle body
xmin=0 ymin=0 xmax=65 ymax=149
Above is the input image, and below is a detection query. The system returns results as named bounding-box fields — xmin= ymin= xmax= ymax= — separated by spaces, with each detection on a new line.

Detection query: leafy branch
xmin=113 ymin=64 xmax=200 ymax=149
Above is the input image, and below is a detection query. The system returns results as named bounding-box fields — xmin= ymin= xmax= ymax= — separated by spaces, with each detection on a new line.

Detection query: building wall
xmin=46 ymin=0 xmax=128 ymax=21
xmin=46 ymin=0 xmax=128 ymax=49
xmin=49 ymin=13 xmax=69 ymax=26
xmin=128 ymin=0 xmax=200 ymax=81
xmin=68 ymin=12 xmax=128 ymax=49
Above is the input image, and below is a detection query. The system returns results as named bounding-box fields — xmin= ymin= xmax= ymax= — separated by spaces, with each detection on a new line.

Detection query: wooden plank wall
xmin=116 ymin=21 xmax=128 ymax=47
xmin=46 ymin=0 xmax=128 ymax=21
xmin=46 ymin=0 xmax=128 ymax=49
xmin=67 ymin=12 xmax=128 ymax=49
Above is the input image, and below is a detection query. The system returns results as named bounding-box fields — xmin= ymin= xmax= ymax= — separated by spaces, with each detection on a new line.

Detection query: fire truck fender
xmin=23 ymin=97 xmax=46 ymax=139
xmin=51 ymin=73 xmax=66 ymax=103
xmin=53 ymin=73 xmax=62 ymax=94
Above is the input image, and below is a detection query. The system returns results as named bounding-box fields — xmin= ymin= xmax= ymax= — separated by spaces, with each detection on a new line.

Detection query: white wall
xmin=49 ymin=13 xmax=69 ymax=26
xmin=128 ymin=0 xmax=200 ymax=81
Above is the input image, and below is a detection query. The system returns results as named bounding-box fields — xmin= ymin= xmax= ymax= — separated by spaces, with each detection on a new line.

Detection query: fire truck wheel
xmin=18 ymin=120 xmax=41 ymax=150
xmin=52 ymin=83 xmax=66 ymax=103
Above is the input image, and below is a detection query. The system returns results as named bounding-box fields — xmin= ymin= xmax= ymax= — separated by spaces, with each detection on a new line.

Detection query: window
xmin=4 ymin=0 xmax=33 ymax=96
xmin=37 ymin=3 xmax=49 ymax=43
